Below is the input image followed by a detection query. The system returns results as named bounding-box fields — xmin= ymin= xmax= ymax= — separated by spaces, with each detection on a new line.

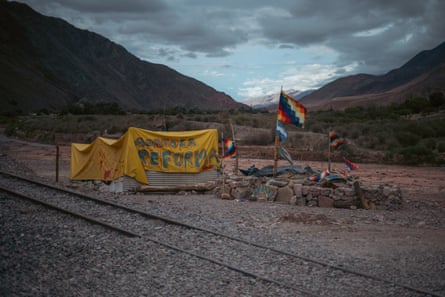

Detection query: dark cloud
xmin=19 ymin=0 xmax=445 ymax=76
xmin=278 ymin=44 xmax=295 ymax=49
xmin=255 ymin=0 xmax=445 ymax=74
xmin=26 ymin=0 xmax=167 ymax=13
xmin=183 ymin=52 xmax=197 ymax=59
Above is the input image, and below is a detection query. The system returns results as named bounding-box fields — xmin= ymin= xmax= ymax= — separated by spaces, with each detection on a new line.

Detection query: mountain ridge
xmin=243 ymin=89 xmax=314 ymax=109
xmin=300 ymin=41 xmax=445 ymax=110
xmin=0 ymin=1 xmax=247 ymax=114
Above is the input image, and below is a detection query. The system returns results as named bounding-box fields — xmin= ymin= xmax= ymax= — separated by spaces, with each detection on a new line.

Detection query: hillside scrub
xmin=1 ymin=94 xmax=444 ymax=165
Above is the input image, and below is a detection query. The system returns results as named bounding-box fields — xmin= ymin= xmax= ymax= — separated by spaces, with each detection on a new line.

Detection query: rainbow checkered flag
xmin=329 ymin=131 xmax=345 ymax=149
xmin=223 ymin=138 xmax=237 ymax=158
xmin=277 ymin=91 xmax=306 ymax=128
xmin=309 ymin=169 xmax=330 ymax=182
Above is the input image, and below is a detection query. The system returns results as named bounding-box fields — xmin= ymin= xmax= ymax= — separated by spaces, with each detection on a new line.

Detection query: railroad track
xmin=0 ymin=171 xmax=440 ymax=297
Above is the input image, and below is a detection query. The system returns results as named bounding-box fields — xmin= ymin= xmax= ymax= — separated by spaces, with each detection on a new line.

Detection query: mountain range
xmin=0 ymin=1 xmax=246 ymax=114
xmin=299 ymin=41 xmax=445 ymax=110
xmin=243 ymin=89 xmax=314 ymax=109
xmin=1 ymin=1 xmax=444 ymax=114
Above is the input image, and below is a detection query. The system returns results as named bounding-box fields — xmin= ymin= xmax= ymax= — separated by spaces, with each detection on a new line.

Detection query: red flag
xmin=343 ymin=157 xmax=359 ymax=171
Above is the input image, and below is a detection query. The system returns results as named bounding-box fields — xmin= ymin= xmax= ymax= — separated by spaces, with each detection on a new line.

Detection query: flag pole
xmin=229 ymin=118 xmax=238 ymax=174
xmin=328 ymin=129 xmax=331 ymax=171
xmin=221 ymin=132 xmax=225 ymax=194
xmin=273 ymin=134 xmax=280 ymax=177
xmin=273 ymin=87 xmax=283 ymax=177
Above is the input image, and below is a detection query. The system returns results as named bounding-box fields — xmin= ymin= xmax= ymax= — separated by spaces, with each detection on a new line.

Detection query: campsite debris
xmin=353 ymin=180 xmax=370 ymax=209
xmin=218 ymin=164 xmax=403 ymax=210
xmin=137 ymin=182 xmax=216 ymax=193
xmin=275 ymin=186 xmax=294 ymax=204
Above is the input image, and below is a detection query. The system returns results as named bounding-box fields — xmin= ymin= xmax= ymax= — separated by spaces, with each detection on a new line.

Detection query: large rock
xmin=267 ymin=179 xmax=289 ymax=187
xmin=230 ymin=186 xmax=252 ymax=200
xmin=275 ymin=186 xmax=294 ymax=204
xmin=318 ymin=196 xmax=334 ymax=208
xmin=293 ymin=184 xmax=303 ymax=198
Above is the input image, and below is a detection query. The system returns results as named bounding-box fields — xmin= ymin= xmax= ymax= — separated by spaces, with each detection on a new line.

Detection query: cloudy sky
xmin=19 ymin=0 xmax=445 ymax=102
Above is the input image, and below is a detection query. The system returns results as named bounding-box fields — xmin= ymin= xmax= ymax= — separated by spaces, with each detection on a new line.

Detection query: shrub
xmin=396 ymin=132 xmax=421 ymax=146
xmin=423 ymin=138 xmax=436 ymax=150
xmin=398 ymin=145 xmax=436 ymax=165
xmin=438 ymin=141 xmax=445 ymax=153
xmin=243 ymin=131 xmax=274 ymax=145
xmin=4 ymin=125 xmax=16 ymax=137
xmin=402 ymin=97 xmax=431 ymax=114
xmin=429 ymin=92 xmax=445 ymax=108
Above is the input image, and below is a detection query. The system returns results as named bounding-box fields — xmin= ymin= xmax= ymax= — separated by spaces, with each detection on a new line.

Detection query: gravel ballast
xmin=1 ymin=140 xmax=445 ymax=296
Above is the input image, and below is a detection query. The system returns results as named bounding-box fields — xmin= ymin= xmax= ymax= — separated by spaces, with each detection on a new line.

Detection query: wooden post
xmin=353 ymin=181 xmax=370 ymax=209
xmin=328 ymin=130 xmax=331 ymax=171
xmin=220 ymin=132 xmax=225 ymax=194
xmin=273 ymin=134 xmax=280 ymax=177
xmin=229 ymin=119 xmax=238 ymax=174
xmin=55 ymin=145 xmax=59 ymax=183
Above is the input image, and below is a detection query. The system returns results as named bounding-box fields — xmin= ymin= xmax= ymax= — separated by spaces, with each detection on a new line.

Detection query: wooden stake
xmin=55 ymin=145 xmax=59 ymax=183
xmin=273 ymin=134 xmax=280 ymax=177
xmin=328 ymin=129 xmax=331 ymax=171
xmin=273 ymin=87 xmax=283 ymax=178
xmin=221 ymin=132 xmax=225 ymax=194
xmin=229 ymin=119 xmax=238 ymax=174
xmin=353 ymin=181 xmax=370 ymax=209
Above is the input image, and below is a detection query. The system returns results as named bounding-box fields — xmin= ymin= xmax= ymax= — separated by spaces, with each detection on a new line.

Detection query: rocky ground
xmin=1 ymin=134 xmax=445 ymax=296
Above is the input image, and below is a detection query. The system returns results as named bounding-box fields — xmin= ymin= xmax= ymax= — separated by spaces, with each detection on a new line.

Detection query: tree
xmin=429 ymin=92 xmax=445 ymax=108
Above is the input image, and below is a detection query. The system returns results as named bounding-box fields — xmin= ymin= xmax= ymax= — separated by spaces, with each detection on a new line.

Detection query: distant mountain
xmin=244 ymin=89 xmax=314 ymax=109
xmin=0 ymin=1 xmax=247 ymax=114
xmin=300 ymin=41 xmax=445 ymax=110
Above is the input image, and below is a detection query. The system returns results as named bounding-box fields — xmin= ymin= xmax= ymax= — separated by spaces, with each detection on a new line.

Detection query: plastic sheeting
xmin=70 ymin=127 xmax=219 ymax=184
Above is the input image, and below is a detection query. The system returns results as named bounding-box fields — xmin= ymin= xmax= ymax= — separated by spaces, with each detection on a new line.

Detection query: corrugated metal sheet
xmin=122 ymin=170 xmax=219 ymax=192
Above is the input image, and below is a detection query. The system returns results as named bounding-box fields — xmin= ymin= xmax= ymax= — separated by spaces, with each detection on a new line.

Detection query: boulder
xmin=275 ymin=186 xmax=294 ymax=204
xmin=318 ymin=196 xmax=334 ymax=208
xmin=293 ymin=184 xmax=303 ymax=198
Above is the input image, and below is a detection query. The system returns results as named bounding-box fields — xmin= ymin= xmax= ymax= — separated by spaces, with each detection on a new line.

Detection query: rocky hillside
xmin=0 ymin=1 xmax=247 ymax=114
xmin=300 ymin=41 xmax=445 ymax=110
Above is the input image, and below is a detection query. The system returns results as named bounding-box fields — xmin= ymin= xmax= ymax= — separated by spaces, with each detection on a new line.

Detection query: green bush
xmin=4 ymin=124 xmax=16 ymax=137
xmin=429 ymin=92 xmax=445 ymax=108
xmin=423 ymin=138 xmax=436 ymax=150
xmin=398 ymin=145 xmax=437 ymax=165
xmin=243 ymin=131 xmax=274 ymax=145
xmin=438 ymin=141 xmax=445 ymax=153
xmin=402 ymin=97 xmax=431 ymax=114
xmin=396 ymin=132 xmax=421 ymax=146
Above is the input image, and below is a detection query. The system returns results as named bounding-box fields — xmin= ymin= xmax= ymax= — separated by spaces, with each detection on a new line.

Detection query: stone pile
xmin=219 ymin=173 xmax=403 ymax=211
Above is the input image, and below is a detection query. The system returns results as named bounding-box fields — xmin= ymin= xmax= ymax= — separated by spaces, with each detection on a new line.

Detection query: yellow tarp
xmin=70 ymin=127 xmax=220 ymax=184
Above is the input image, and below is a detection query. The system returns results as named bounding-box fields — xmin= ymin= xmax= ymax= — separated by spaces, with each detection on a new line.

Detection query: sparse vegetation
xmin=1 ymin=93 xmax=444 ymax=165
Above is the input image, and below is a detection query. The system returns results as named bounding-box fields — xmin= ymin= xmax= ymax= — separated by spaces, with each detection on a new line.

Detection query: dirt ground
xmin=2 ymin=134 xmax=445 ymax=295
xmin=222 ymin=154 xmax=445 ymax=206
xmin=0 ymin=135 xmax=444 ymax=207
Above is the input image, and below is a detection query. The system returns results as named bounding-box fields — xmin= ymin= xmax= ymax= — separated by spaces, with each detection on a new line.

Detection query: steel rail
xmin=144 ymin=235 xmax=318 ymax=297
xmin=0 ymin=170 xmax=441 ymax=297
xmin=0 ymin=173 xmax=316 ymax=296
xmin=0 ymin=185 xmax=141 ymax=238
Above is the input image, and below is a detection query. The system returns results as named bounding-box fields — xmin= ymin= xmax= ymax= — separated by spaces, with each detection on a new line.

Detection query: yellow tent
xmin=70 ymin=127 xmax=220 ymax=184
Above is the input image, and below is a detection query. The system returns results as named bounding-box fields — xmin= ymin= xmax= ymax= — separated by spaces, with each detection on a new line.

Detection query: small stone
xmin=318 ymin=196 xmax=334 ymax=208
xmin=293 ymin=184 xmax=302 ymax=198
xmin=275 ymin=186 xmax=294 ymax=203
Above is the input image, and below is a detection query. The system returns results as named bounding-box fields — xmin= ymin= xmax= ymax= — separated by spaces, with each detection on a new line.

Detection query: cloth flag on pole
xmin=309 ymin=169 xmax=330 ymax=182
xmin=343 ymin=157 xmax=359 ymax=171
xmin=223 ymin=138 xmax=237 ymax=158
xmin=277 ymin=91 xmax=307 ymax=127
xmin=276 ymin=121 xmax=288 ymax=142
xmin=278 ymin=145 xmax=294 ymax=165
xmin=329 ymin=131 xmax=345 ymax=149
